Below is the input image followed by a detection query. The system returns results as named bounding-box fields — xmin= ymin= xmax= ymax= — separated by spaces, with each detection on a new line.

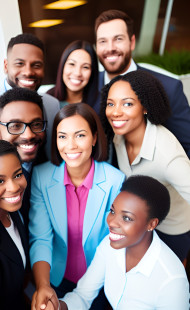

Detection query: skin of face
xmin=4 ymin=43 xmax=44 ymax=91
xmin=56 ymin=114 xmax=97 ymax=174
xmin=0 ymin=154 xmax=27 ymax=214
xmin=96 ymin=19 xmax=135 ymax=78
xmin=106 ymin=80 xmax=146 ymax=139
xmin=0 ymin=101 xmax=45 ymax=163
xmin=63 ymin=49 xmax=92 ymax=95
xmin=107 ymin=191 xmax=157 ymax=251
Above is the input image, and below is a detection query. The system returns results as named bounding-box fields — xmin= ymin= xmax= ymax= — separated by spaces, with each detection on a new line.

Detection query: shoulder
xmin=95 ymin=161 xmax=125 ymax=178
xmin=40 ymin=93 xmax=60 ymax=107
xmin=32 ymin=161 xmax=62 ymax=177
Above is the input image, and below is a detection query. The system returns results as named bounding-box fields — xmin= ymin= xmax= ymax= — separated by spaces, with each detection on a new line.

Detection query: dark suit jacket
xmin=0 ymin=211 xmax=29 ymax=310
xmin=98 ymin=66 xmax=190 ymax=158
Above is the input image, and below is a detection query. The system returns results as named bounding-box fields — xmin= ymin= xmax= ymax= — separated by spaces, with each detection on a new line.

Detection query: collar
xmin=104 ymin=59 xmax=137 ymax=85
xmin=22 ymin=161 xmax=33 ymax=173
xmin=64 ymin=159 xmax=95 ymax=189
xmin=4 ymin=78 xmax=12 ymax=92
xmin=113 ymin=120 xmax=157 ymax=164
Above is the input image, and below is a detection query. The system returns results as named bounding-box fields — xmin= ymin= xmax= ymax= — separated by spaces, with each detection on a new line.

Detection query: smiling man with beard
xmin=0 ymin=87 xmax=47 ymax=227
xmin=95 ymin=9 xmax=190 ymax=158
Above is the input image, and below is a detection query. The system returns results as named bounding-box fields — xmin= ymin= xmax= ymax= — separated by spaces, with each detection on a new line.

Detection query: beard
xmin=99 ymin=50 xmax=132 ymax=76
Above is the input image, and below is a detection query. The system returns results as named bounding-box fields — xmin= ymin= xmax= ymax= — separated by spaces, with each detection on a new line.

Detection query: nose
xmin=74 ymin=65 xmax=82 ymax=77
xmin=20 ymin=125 xmax=36 ymax=140
xmin=6 ymin=179 xmax=20 ymax=193
xmin=67 ymin=137 xmax=78 ymax=149
xmin=107 ymin=212 xmax=119 ymax=228
xmin=112 ymin=104 xmax=123 ymax=117
xmin=107 ymin=40 xmax=115 ymax=52
xmin=22 ymin=63 xmax=34 ymax=76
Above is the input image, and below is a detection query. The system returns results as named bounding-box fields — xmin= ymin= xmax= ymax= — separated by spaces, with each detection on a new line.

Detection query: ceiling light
xmin=28 ymin=19 xmax=64 ymax=28
xmin=44 ymin=0 xmax=87 ymax=10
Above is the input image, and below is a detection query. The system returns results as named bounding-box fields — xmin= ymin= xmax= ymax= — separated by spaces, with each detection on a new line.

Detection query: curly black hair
xmin=121 ymin=175 xmax=170 ymax=224
xmin=100 ymin=70 xmax=171 ymax=144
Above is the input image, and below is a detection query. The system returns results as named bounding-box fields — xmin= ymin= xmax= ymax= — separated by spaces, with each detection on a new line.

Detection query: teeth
xmin=19 ymin=80 xmax=35 ymax=86
xmin=4 ymin=195 xmax=20 ymax=203
xmin=19 ymin=144 xmax=35 ymax=149
xmin=66 ymin=153 xmax=80 ymax=159
xmin=70 ymin=79 xmax=81 ymax=85
xmin=112 ymin=120 xmax=126 ymax=128
xmin=109 ymin=232 xmax=125 ymax=241
xmin=106 ymin=56 xmax=118 ymax=62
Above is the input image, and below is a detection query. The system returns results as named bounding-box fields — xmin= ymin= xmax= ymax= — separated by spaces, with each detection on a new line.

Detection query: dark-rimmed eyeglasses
xmin=0 ymin=121 xmax=47 ymax=135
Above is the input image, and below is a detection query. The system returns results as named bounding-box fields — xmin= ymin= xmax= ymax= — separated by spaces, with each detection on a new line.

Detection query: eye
xmin=58 ymin=135 xmax=66 ymax=139
xmin=15 ymin=61 xmax=24 ymax=67
xmin=83 ymin=66 xmax=91 ymax=70
xmin=109 ymin=208 xmax=114 ymax=214
xmin=0 ymin=179 xmax=4 ymax=184
xmin=15 ymin=173 xmax=23 ymax=179
xmin=123 ymin=216 xmax=133 ymax=222
xmin=106 ymin=102 xmax=114 ymax=107
xmin=76 ymin=133 xmax=85 ymax=138
xmin=33 ymin=63 xmax=43 ymax=69
xmin=123 ymin=102 xmax=133 ymax=107
xmin=67 ymin=62 xmax=75 ymax=67
xmin=116 ymin=36 xmax=123 ymax=41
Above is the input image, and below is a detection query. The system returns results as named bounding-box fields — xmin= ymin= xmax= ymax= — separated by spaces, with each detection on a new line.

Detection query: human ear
xmin=130 ymin=34 xmax=136 ymax=51
xmin=147 ymin=218 xmax=159 ymax=231
xmin=92 ymin=132 xmax=97 ymax=147
xmin=4 ymin=59 xmax=8 ymax=74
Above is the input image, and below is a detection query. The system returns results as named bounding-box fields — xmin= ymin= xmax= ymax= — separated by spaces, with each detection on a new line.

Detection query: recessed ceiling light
xmin=44 ymin=0 xmax=87 ymax=10
xmin=28 ymin=19 xmax=64 ymax=28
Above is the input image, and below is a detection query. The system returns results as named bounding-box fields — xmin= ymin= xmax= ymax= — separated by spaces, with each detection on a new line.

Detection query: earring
xmin=144 ymin=112 xmax=147 ymax=115
xmin=147 ymin=229 xmax=152 ymax=232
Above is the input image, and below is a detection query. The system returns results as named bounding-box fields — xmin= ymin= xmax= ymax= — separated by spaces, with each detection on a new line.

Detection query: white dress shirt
xmin=104 ymin=59 xmax=137 ymax=85
xmin=62 ymin=231 xmax=189 ymax=310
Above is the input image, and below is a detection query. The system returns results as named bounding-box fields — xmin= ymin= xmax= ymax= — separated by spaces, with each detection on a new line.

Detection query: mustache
xmin=103 ymin=51 xmax=122 ymax=57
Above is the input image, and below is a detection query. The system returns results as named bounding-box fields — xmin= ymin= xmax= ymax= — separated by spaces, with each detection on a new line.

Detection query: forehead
xmin=0 ymin=153 xmax=21 ymax=172
xmin=114 ymin=191 xmax=149 ymax=216
xmin=7 ymin=43 xmax=44 ymax=62
xmin=0 ymin=101 xmax=43 ymax=121
xmin=108 ymin=80 xmax=136 ymax=96
xmin=97 ymin=19 xmax=128 ymax=39
xmin=67 ymin=49 xmax=91 ymax=63
xmin=57 ymin=114 xmax=91 ymax=132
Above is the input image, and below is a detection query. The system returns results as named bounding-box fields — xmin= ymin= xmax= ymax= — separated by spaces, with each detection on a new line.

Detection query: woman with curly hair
xmin=100 ymin=70 xmax=190 ymax=262
xmin=47 ymin=40 xmax=99 ymax=113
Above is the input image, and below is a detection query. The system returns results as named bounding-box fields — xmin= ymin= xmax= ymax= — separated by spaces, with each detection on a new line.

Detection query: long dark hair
xmin=48 ymin=40 xmax=99 ymax=109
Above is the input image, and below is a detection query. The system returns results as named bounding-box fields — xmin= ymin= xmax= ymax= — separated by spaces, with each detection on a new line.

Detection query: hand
xmin=31 ymin=285 xmax=60 ymax=310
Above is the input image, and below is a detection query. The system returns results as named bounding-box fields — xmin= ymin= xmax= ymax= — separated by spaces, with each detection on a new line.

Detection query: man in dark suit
xmin=0 ymin=87 xmax=47 ymax=227
xmin=95 ymin=9 xmax=190 ymax=158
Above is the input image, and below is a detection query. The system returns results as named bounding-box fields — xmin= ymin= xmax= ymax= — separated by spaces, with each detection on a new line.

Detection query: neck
xmin=66 ymin=88 xmax=83 ymax=104
xmin=66 ymin=158 xmax=92 ymax=187
xmin=126 ymin=231 xmax=153 ymax=272
xmin=0 ymin=209 xmax=11 ymax=228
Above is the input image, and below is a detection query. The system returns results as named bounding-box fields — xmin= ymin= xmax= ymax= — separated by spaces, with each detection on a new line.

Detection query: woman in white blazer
xmin=29 ymin=103 xmax=125 ymax=309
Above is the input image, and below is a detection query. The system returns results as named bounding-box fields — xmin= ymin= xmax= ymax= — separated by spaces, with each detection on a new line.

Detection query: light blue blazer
xmin=29 ymin=160 xmax=125 ymax=287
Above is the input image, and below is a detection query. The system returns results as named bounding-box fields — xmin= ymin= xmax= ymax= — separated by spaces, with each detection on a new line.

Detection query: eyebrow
xmin=112 ymin=203 xmax=135 ymax=216
xmin=0 ymin=167 xmax=22 ymax=178
xmin=107 ymin=97 xmax=135 ymax=101
xmin=3 ymin=118 xmax=43 ymax=122
xmin=57 ymin=129 xmax=87 ymax=134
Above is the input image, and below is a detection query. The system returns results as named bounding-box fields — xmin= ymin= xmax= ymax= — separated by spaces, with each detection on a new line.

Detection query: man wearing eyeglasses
xmin=0 ymin=87 xmax=46 ymax=226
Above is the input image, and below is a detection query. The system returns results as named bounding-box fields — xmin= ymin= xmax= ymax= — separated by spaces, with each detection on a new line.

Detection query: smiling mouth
xmin=2 ymin=194 xmax=22 ymax=204
xmin=112 ymin=120 xmax=127 ymax=128
xmin=70 ymin=78 xmax=82 ymax=85
xmin=66 ymin=153 xmax=81 ymax=159
xmin=18 ymin=79 xmax=36 ymax=87
xmin=109 ymin=231 xmax=125 ymax=241
xmin=18 ymin=144 xmax=38 ymax=153
xmin=105 ymin=55 xmax=120 ymax=63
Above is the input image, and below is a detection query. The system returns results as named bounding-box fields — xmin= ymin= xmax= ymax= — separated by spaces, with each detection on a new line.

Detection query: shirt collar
xmin=22 ymin=162 xmax=33 ymax=173
xmin=104 ymin=59 xmax=137 ymax=85
xmin=113 ymin=120 xmax=157 ymax=164
xmin=4 ymin=78 xmax=12 ymax=92
xmin=64 ymin=159 xmax=95 ymax=189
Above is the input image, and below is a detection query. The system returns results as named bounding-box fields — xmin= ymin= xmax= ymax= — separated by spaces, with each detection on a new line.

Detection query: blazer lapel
xmin=47 ymin=163 xmax=67 ymax=244
xmin=83 ymin=161 xmax=106 ymax=244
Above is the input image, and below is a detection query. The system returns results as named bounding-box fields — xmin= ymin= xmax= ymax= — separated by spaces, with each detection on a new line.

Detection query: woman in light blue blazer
xmin=29 ymin=103 xmax=125 ymax=310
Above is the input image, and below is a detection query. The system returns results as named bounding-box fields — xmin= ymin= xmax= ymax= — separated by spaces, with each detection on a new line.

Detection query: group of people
xmin=0 ymin=8 xmax=189 ymax=310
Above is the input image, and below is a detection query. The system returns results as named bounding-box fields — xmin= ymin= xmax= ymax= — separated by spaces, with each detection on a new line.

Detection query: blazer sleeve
xmin=29 ymin=166 xmax=54 ymax=268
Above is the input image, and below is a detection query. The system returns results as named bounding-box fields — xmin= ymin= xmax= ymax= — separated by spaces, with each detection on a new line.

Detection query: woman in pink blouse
xmin=29 ymin=103 xmax=125 ymax=310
